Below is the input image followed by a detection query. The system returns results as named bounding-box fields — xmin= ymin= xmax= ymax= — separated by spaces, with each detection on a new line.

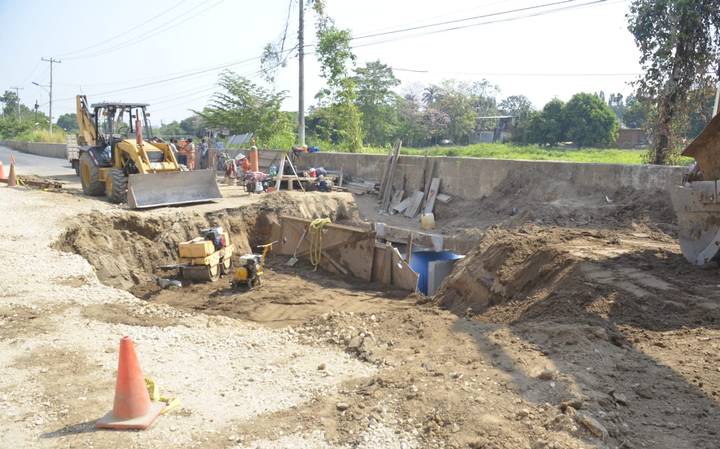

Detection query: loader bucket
xmin=127 ymin=170 xmax=222 ymax=209
xmin=682 ymin=113 xmax=720 ymax=180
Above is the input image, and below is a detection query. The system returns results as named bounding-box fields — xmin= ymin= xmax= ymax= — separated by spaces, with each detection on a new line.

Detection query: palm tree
xmin=422 ymin=85 xmax=440 ymax=106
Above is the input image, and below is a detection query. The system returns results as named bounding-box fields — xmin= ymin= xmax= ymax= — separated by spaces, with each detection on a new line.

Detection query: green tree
xmin=154 ymin=120 xmax=184 ymax=138
xmin=200 ymin=71 xmax=293 ymax=145
xmin=628 ymin=0 xmax=720 ymax=164
xmin=499 ymin=95 xmax=534 ymax=143
xmin=396 ymin=94 xmax=427 ymax=147
xmin=527 ymin=98 xmax=566 ymax=145
xmin=622 ymin=95 xmax=648 ymax=128
xmin=56 ymin=113 xmax=78 ymax=132
xmin=313 ymin=19 xmax=362 ymax=151
xmin=432 ymin=81 xmax=480 ymax=144
xmin=0 ymin=90 xmax=19 ymax=117
xmin=354 ymin=61 xmax=400 ymax=146
xmin=562 ymin=93 xmax=619 ymax=148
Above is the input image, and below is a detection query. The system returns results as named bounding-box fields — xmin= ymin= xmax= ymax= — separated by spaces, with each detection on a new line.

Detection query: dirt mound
xmin=54 ymin=192 xmax=360 ymax=291
xmin=435 ymin=169 xmax=677 ymax=234
xmin=435 ymin=226 xmax=580 ymax=315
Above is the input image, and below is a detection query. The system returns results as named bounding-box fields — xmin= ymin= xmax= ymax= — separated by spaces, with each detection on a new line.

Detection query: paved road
xmin=0 ymin=145 xmax=76 ymax=178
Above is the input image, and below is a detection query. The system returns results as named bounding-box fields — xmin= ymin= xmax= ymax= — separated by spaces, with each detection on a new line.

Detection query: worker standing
xmin=199 ymin=138 xmax=209 ymax=169
xmin=186 ymin=138 xmax=196 ymax=170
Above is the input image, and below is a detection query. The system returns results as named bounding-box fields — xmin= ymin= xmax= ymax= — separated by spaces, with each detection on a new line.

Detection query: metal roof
xmin=91 ymin=102 xmax=149 ymax=108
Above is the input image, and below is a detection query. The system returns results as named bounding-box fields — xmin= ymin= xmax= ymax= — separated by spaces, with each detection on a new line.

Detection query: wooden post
xmin=275 ymin=154 xmax=286 ymax=191
xmin=406 ymin=232 xmax=414 ymax=265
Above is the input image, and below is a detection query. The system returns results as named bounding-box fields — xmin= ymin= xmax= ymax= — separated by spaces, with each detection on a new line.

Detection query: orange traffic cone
xmin=7 ymin=163 xmax=16 ymax=187
xmin=96 ymin=336 xmax=164 ymax=430
xmin=0 ymin=161 xmax=5 ymax=180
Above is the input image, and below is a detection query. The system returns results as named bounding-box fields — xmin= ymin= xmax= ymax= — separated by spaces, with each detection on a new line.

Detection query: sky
xmin=0 ymin=0 xmax=642 ymax=125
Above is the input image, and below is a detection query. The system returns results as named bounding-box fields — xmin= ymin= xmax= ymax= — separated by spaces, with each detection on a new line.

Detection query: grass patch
xmin=14 ymin=129 xmax=67 ymax=144
xmin=327 ymin=143 xmax=692 ymax=165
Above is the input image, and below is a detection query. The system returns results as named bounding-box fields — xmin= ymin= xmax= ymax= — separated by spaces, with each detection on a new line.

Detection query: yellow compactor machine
xmin=75 ymin=95 xmax=221 ymax=208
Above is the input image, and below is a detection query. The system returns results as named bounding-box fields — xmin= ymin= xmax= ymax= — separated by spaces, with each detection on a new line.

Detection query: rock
xmin=348 ymin=336 xmax=364 ymax=351
xmin=469 ymin=438 xmax=489 ymax=448
xmin=612 ymin=391 xmax=628 ymax=405
xmin=537 ymin=368 xmax=556 ymax=380
xmin=336 ymin=402 xmax=350 ymax=411
xmin=560 ymin=399 xmax=583 ymax=412
xmin=317 ymin=363 xmax=326 ymax=371
xmin=517 ymin=409 xmax=530 ymax=419
xmin=451 ymin=422 xmax=460 ymax=433
xmin=634 ymin=385 xmax=653 ymax=399
xmin=577 ymin=412 xmax=608 ymax=441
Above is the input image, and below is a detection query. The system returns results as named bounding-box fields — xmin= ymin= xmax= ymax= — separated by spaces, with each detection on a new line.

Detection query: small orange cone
xmin=7 ymin=163 xmax=16 ymax=187
xmin=0 ymin=161 xmax=5 ymax=180
xmin=96 ymin=336 xmax=163 ymax=430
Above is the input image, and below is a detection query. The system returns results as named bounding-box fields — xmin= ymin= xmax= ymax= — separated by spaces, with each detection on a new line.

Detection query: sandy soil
xmin=1 ymin=175 xmax=719 ymax=449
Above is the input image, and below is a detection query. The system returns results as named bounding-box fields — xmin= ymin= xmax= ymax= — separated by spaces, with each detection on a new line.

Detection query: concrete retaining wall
xmin=297 ymin=152 xmax=686 ymax=200
xmin=0 ymin=140 xmax=66 ymax=159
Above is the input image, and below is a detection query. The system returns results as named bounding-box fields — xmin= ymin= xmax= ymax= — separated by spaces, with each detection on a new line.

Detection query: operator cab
xmin=89 ymin=102 xmax=164 ymax=167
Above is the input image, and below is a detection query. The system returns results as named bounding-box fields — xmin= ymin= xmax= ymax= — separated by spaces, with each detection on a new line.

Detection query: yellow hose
xmin=309 ymin=218 xmax=331 ymax=270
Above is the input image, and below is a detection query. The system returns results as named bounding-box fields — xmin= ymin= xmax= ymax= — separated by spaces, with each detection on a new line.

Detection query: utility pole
xmin=41 ymin=57 xmax=61 ymax=135
xmin=9 ymin=86 xmax=23 ymax=121
xmin=34 ymin=100 xmax=39 ymax=123
xmin=298 ymin=0 xmax=305 ymax=146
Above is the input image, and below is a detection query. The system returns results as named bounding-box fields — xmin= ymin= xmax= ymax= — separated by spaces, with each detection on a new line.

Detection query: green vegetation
xmin=322 ymin=142 xmax=693 ymax=165
xmin=15 ymin=128 xmax=66 ymax=143
xmin=628 ymin=0 xmax=720 ymax=164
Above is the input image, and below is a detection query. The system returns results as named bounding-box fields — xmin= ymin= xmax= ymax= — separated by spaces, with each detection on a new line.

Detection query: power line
xmin=391 ymin=68 xmax=640 ymax=77
xmin=59 ymin=0 xmax=190 ymax=58
xmin=352 ymin=0 xmax=591 ymax=40
xmin=63 ymin=0 xmax=225 ymax=60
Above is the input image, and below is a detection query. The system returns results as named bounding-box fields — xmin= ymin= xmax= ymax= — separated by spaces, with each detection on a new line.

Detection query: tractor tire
xmin=79 ymin=152 xmax=104 ymax=196
xmin=106 ymin=168 xmax=127 ymax=204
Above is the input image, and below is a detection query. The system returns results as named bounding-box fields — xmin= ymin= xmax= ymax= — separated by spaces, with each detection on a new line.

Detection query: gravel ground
xmin=0 ymin=187 xmax=382 ymax=449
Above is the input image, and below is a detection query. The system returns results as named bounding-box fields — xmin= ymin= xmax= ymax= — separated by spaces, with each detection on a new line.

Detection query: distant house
xmin=470 ymin=116 xmax=514 ymax=144
xmin=616 ymin=128 xmax=648 ymax=149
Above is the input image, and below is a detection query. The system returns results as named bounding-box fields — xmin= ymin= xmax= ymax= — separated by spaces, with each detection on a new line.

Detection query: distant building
xmin=470 ymin=116 xmax=514 ymax=144
xmin=616 ymin=128 xmax=648 ymax=149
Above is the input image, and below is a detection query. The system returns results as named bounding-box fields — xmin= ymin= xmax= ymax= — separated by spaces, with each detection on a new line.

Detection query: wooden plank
xmin=285 ymin=155 xmax=305 ymax=192
xmin=381 ymin=242 xmax=393 ymax=285
xmin=391 ymin=247 xmax=419 ymax=292
xmin=389 ymin=189 xmax=404 ymax=210
xmin=323 ymin=252 xmax=349 ymax=275
xmin=403 ymin=191 xmax=424 ymax=218
xmin=422 ymin=160 xmax=436 ymax=210
xmin=381 ymin=140 xmax=402 ymax=211
xmin=392 ymin=196 xmax=413 ymax=214
xmin=406 ymin=232 xmax=414 ymax=264
xmin=424 ymin=178 xmax=441 ymax=214
xmin=378 ymin=147 xmax=394 ymax=201
xmin=274 ymin=154 xmax=286 ymax=191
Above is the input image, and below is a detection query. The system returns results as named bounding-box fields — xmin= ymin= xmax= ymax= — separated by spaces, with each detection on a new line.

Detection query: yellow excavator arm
xmin=76 ymin=95 xmax=97 ymax=146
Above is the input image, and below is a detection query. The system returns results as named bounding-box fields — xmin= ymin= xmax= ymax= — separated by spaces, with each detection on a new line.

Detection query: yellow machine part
xmin=671 ymin=112 xmax=720 ymax=266
xmin=682 ymin=112 xmax=720 ymax=180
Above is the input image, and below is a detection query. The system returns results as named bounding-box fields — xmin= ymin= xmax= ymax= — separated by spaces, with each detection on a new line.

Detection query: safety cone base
xmin=96 ymin=402 xmax=164 ymax=430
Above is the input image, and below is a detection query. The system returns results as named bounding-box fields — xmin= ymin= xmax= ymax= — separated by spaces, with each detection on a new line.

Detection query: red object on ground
xmin=0 ymin=161 xmax=5 ymax=180
xmin=96 ymin=336 xmax=163 ymax=430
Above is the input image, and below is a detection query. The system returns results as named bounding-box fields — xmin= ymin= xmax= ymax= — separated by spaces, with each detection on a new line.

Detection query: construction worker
xmin=199 ymin=138 xmax=209 ymax=169
xmin=186 ymin=138 xmax=196 ymax=170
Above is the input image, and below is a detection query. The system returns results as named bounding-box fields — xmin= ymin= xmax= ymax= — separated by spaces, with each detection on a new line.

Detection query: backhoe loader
xmin=75 ymin=95 xmax=221 ymax=208
xmin=670 ymin=111 xmax=720 ymax=266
